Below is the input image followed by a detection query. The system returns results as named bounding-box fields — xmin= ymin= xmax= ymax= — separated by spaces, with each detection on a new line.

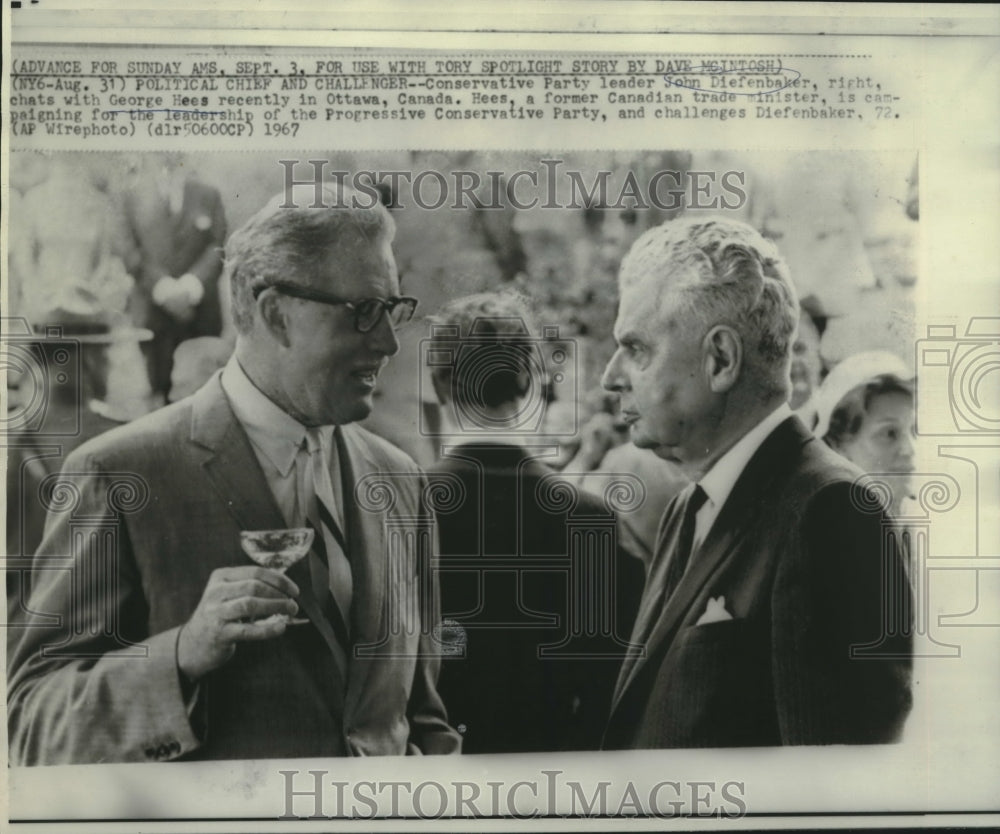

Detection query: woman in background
xmin=813 ymin=351 xmax=916 ymax=519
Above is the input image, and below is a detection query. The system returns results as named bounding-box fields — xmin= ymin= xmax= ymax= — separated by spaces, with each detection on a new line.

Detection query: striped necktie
xmin=301 ymin=428 xmax=353 ymax=634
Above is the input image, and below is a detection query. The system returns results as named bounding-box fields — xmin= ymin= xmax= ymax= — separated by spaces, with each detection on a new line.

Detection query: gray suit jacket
xmin=7 ymin=374 xmax=460 ymax=764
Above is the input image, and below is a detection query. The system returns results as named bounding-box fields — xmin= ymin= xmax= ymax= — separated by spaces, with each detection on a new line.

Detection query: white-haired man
xmin=8 ymin=184 xmax=460 ymax=763
xmin=601 ymin=216 xmax=913 ymax=748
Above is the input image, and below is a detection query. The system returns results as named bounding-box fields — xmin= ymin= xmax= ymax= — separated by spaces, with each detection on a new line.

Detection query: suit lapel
xmin=336 ymin=426 xmax=387 ymax=714
xmin=612 ymin=492 xmax=685 ymax=703
xmin=189 ymin=374 xmax=286 ymax=533
xmin=610 ymin=416 xmax=813 ymax=717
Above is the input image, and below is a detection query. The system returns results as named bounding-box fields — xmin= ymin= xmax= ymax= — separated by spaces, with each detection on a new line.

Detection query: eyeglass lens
xmin=356 ymin=298 xmax=416 ymax=332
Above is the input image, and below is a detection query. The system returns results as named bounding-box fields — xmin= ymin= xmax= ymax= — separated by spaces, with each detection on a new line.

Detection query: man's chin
xmin=632 ymin=433 xmax=683 ymax=464
xmin=627 ymin=427 xmax=656 ymax=450
xmin=325 ymin=396 xmax=373 ymax=427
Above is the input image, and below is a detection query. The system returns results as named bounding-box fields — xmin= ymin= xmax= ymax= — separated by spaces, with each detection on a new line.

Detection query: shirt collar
xmin=220 ymin=355 xmax=312 ymax=478
xmin=698 ymin=402 xmax=792 ymax=513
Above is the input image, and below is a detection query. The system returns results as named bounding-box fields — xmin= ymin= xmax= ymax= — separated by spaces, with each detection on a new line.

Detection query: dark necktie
xmin=661 ymin=483 xmax=708 ymax=603
xmin=629 ymin=483 xmax=709 ymax=653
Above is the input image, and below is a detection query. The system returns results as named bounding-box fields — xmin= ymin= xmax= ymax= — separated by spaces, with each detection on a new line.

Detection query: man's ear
xmin=703 ymin=325 xmax=742 ymax=393
xmin=258 ymin=291 xmax=292 ymax=347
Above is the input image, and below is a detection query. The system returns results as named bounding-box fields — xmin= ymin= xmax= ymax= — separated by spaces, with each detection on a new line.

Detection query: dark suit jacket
xmin=7 ymin=375 xmax=460 ymax=764
xmin=124 ymin=178 xmax=227 ymax=339
xmin=430 ymin=444 xmax=644 ymax=753
xmin=603 ymin=416 xmax=913 ymax=749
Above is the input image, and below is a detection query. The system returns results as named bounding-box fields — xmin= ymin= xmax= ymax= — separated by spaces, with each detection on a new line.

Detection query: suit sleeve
xmin=6 ymin=453 xmax=202 ymax=765
xmin=122 ymin=190 xmax=162 ymax=292
xmin=185 ymin=188 xmax=227 ymax=287
xmin=106 ymin=192 xmax=142 ymax=276
xmin=404 ymin=478 xmax=462 ymax=755
xmin=771 ymin=481 xmax=913 ymax=745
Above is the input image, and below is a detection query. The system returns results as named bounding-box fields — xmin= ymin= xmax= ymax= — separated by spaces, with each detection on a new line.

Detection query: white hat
xmin=812 ymin=351 xmax=914 ymax=439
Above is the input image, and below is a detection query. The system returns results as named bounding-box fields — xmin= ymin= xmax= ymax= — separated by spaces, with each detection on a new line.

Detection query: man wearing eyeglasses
xmin=8 ymin=184 xmax=461 ymax=763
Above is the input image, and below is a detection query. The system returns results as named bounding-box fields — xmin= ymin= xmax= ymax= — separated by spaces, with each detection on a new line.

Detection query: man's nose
xmin=601 ymin=348 xmax=627 ymax=392
xmin=367 ymin=310 xmax=400 ymax=357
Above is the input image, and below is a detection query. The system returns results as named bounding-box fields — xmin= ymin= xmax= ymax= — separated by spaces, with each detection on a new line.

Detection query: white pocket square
xmin=695 ymin=595 xmax=733 ymax=625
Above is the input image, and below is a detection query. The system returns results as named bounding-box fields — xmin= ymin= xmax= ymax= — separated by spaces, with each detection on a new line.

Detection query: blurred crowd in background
xmin=5 ymin=148 xmax=919 ymax=566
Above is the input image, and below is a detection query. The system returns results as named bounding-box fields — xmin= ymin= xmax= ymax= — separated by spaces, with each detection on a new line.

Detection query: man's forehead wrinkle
xmin=617 ymin=286 xmax=663 ymax=343
xmin=304 ymin=236 xmax=398 ymax=301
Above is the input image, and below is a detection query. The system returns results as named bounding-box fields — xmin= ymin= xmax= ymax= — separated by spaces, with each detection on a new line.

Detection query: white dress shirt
xmin=694 ymin=403 xmax=793 ymax=552
xmin=219 ymin=357 xmax=342 ymax=528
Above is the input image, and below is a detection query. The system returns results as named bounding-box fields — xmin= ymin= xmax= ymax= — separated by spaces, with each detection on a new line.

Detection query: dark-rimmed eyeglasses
xmin=253 ymin=282 xmax=419 ymax=333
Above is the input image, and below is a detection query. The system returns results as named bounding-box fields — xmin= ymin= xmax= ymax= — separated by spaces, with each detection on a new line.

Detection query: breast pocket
xmin=669 ymin=619 xmax=754 ymax=691
xmin=677 ymin=618 xmax=747 ymax=647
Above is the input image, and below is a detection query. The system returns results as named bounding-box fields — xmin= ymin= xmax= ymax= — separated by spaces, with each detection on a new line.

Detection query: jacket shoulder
xmin=767 ymin=435 xmax=890 ymax=535
xmin=64 ymin=400 xmax=194 ymax=471
xmin=782 ymin=434 xmax=866 ymax=498
xmin=343 ymin=423 xmax=422 ymax=475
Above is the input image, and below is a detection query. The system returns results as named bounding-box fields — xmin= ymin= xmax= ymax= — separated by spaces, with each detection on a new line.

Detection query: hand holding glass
xmin=239 ymin=528 xmax=314 ymax=625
